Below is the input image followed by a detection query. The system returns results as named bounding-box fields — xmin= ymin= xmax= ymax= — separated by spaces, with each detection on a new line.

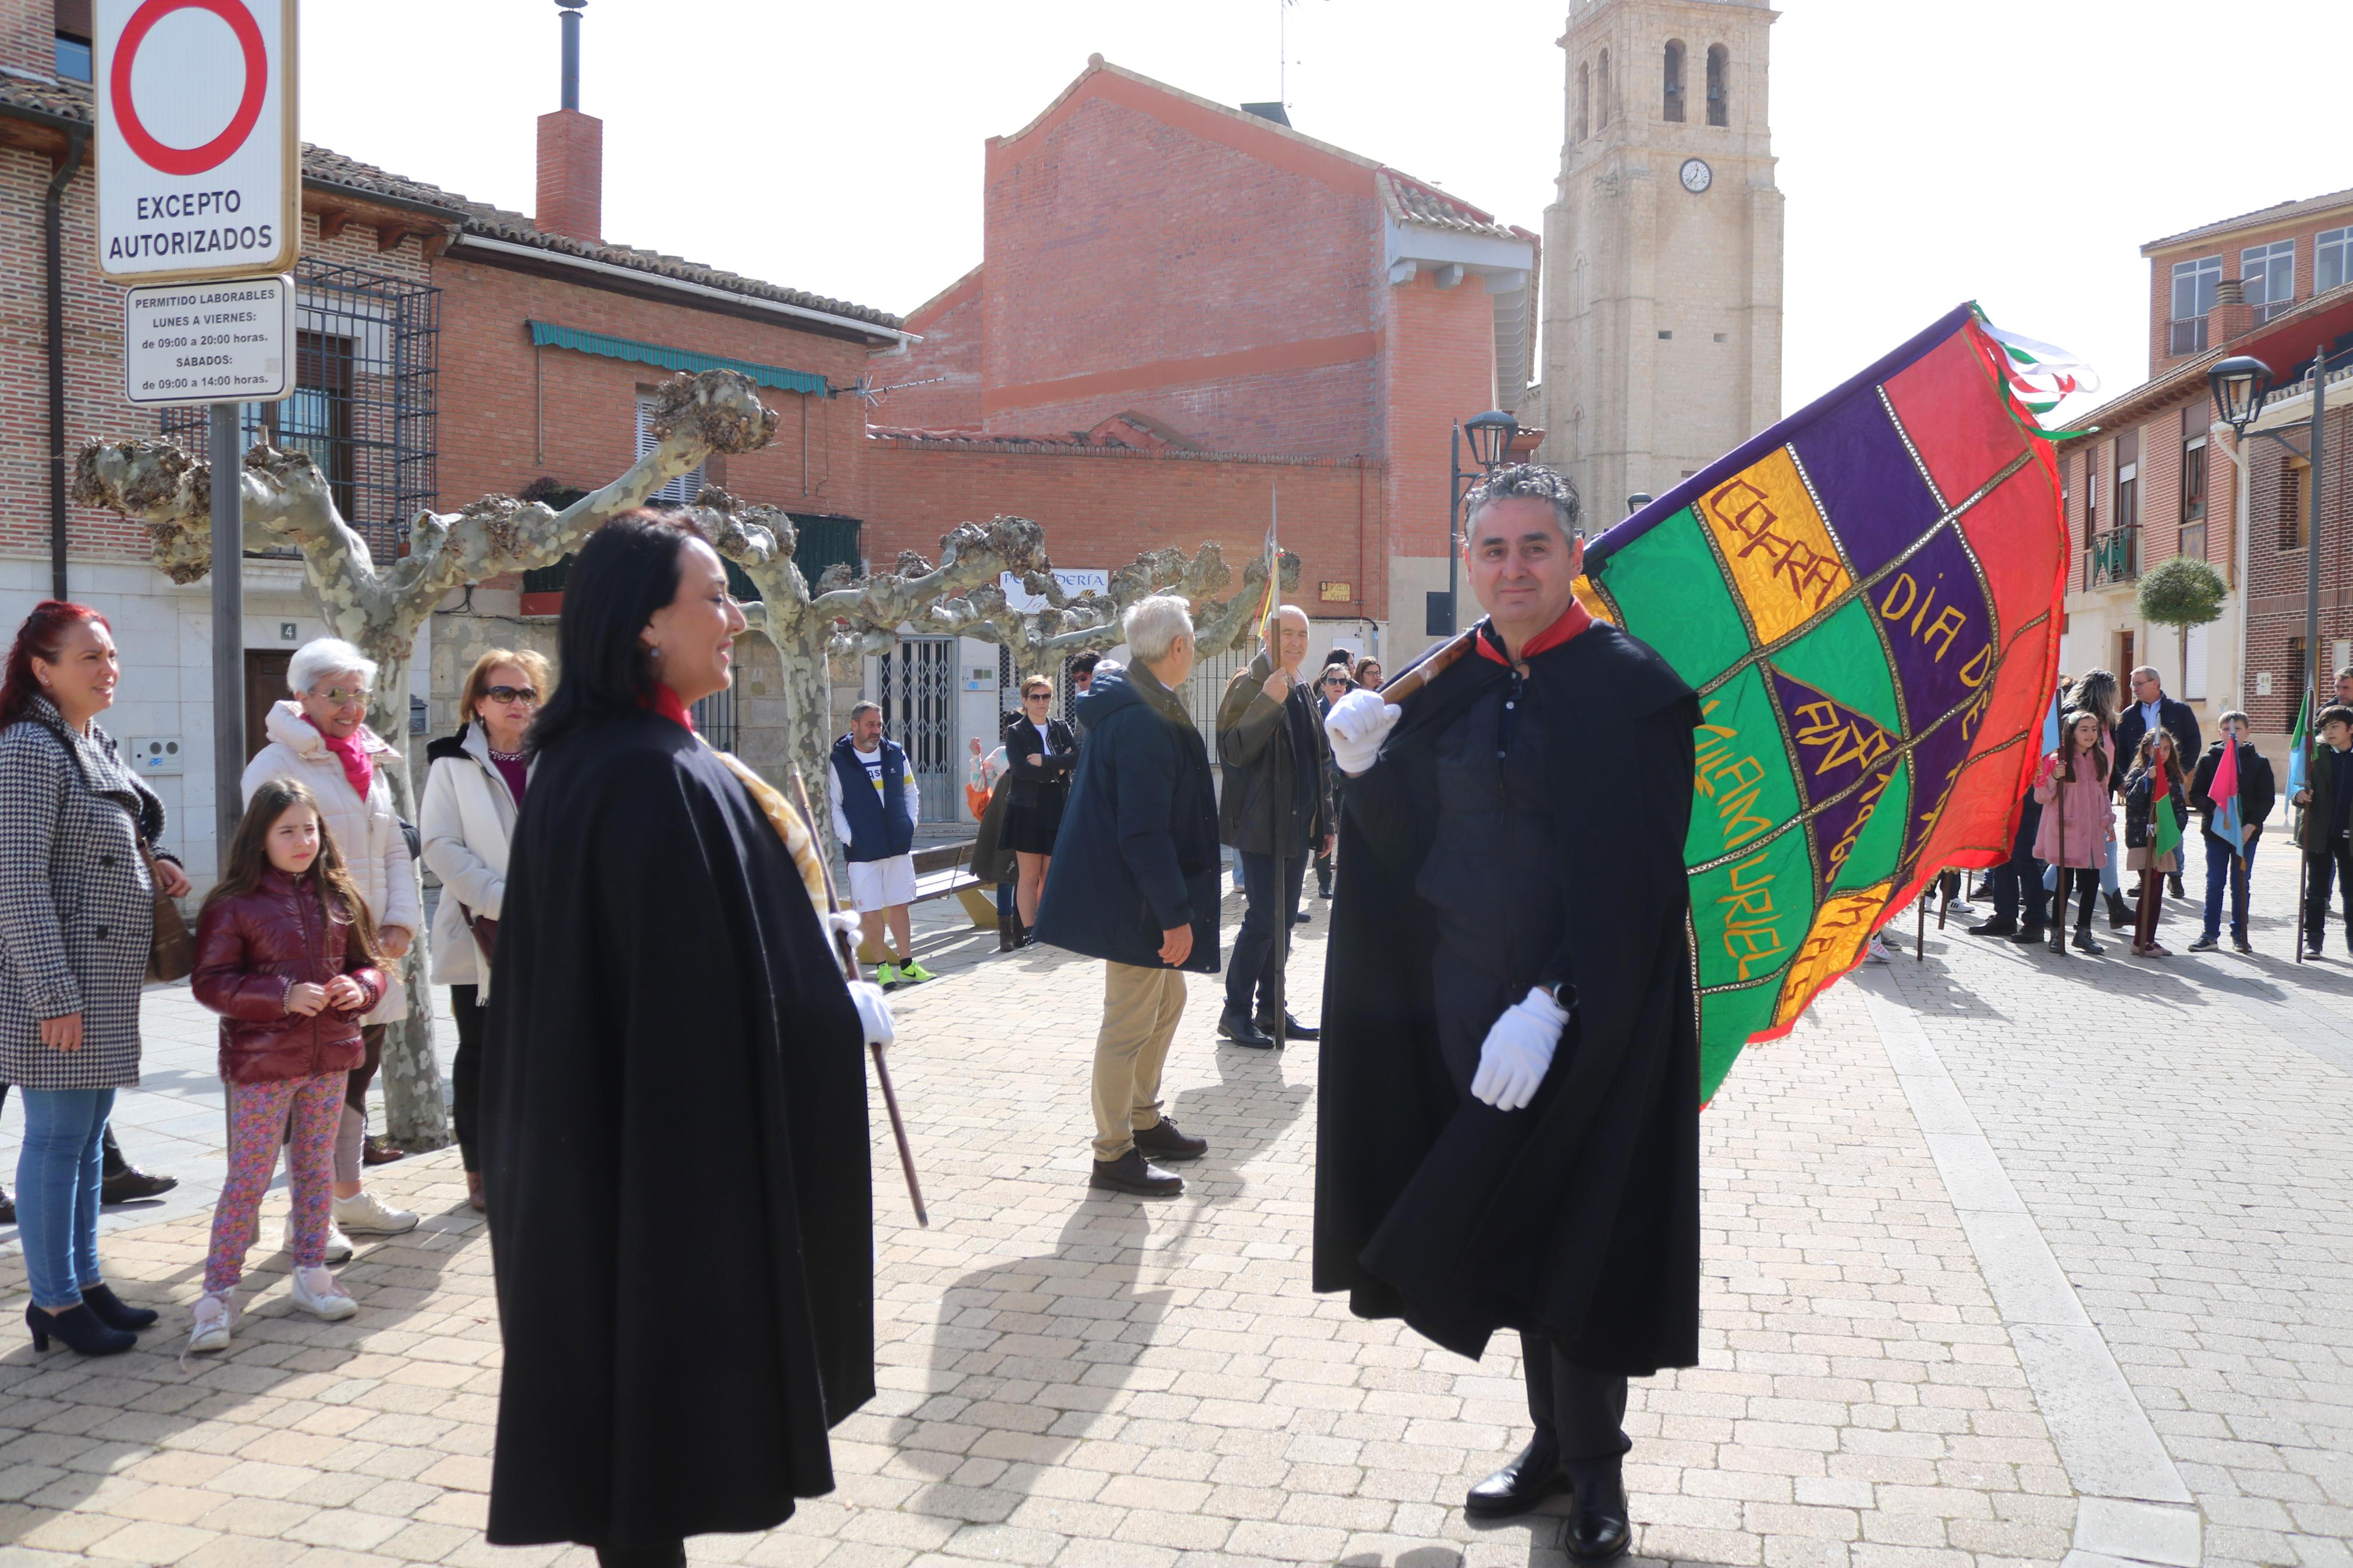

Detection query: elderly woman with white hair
xmin=240 ymin=638 xmax=420 ymax=1247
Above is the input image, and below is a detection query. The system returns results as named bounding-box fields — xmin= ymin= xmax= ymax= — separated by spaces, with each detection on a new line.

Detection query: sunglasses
xmin=1023 ymin=690 xmax=1052 ymax=701
xmin=484 ymin=685 xmax=540 ymax=705
xmin=315 ymin=686 xmax=371 ymax=708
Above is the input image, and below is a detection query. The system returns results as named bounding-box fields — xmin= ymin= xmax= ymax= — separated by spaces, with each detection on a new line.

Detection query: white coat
xmin=241 ymin=701 xmax=418 ymax=1024
xmin=418 ymin=724 xmax=522 ymax=996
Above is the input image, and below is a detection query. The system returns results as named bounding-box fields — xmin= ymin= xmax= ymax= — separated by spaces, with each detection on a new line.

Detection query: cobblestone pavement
xmin=0 ymin=837 xmax=2345 ymax=1568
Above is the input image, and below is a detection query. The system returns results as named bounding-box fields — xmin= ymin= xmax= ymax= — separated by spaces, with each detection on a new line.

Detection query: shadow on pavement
xmin=0 ymin=1157 xmax=483 ymax=1544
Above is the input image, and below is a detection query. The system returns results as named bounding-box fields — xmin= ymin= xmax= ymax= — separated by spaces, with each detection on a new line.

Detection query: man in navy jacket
xmin=1033 ymin=596 xmax=1221 ymax=1198
xmin=830 ymin=702 xmax=930 ymax=988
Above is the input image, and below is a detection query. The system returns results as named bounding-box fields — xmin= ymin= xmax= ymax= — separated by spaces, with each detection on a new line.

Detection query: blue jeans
xmin=15 ymin=1087 xmax=114 ymax=1311
xmin=2201 ymin=831 xmax=2256 ymax=942
xmin=1226 ymin=847 xmax=1308 ymax=1017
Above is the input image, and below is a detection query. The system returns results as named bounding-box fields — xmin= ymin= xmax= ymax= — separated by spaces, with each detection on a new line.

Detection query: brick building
xmin=2058 ymin=186 xmax=2353 ymax=769
xmin=864 ymin=56 xmax=1539 ymax=655
xmin=0 ymin=0 xmax=901 ymax=879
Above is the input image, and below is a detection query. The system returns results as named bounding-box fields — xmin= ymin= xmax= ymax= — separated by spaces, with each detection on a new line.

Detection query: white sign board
xmin=122 ymin=273 xmax=292 ymax=405
xmin=94 ymin=0 xmax=299 ymax=285
xmin=1000 ymin=568 xmax=1110 ymax=614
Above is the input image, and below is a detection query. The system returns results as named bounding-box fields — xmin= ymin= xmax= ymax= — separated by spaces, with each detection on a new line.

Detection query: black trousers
xmin=450 ymin=984 xmax=484 ymax=1172
xmin=1522 ymin=1332 xmax=1630 ymax=1464
xmin=595 ymin=1545 xmax=684 ymax=1568
xmin=1989 ymin=799 xmax=2049 ymax=929
xmin=1226 ymin=848 xmax=1307 ymax=1016
xmin=349 ymin=1023 xmax=384 ymax=1119
xmin=2057 ymin=867 xmax=2100 ymax=929
xmin=2305 ymin=840 xmax=2353 ymax=950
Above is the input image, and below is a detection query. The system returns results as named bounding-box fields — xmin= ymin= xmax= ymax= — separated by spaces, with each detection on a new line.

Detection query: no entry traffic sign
xmin=94 ymin=0 xmax=299 ymax=285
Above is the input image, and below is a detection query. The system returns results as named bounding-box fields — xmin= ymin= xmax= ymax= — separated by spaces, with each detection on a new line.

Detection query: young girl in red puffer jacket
xmin=186 ymin=777 xmax=386 ymax=1356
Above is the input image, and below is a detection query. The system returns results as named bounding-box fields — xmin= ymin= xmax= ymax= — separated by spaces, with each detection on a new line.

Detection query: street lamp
xmin=2208 ymin=355 xmax=2272 ymax=432
xmin=2210 ymin=347 xmax=2329 ymax=901
xmin=1438 ymin=411 xmax=1521 ymax=635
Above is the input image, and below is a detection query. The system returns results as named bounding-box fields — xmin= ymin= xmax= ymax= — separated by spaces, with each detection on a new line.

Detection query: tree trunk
xmin=358 ymin=646 xmax=448 ymax=1150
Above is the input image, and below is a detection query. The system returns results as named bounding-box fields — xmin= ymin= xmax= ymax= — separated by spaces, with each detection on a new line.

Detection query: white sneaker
xmin=284 ymin=1217 xmax=354 ymax=1263
xmin=332 ymin=1189 xmax=418 ymax=1236
xmin=1865 ymin=934 xmax=1893 ymax=964
xmin=288 ymin=1265 xmax=357 ymax=1322
xmin=186 ymin=1292 xmax=234 ymax=1355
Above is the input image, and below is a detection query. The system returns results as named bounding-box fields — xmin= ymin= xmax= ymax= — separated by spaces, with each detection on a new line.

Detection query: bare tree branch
xmin=71 ymin=368 xmax=782 ymax=1150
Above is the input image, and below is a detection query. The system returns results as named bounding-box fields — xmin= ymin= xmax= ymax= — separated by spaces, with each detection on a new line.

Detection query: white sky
xmin=301 ymin=0 xmax=2350 ymax=426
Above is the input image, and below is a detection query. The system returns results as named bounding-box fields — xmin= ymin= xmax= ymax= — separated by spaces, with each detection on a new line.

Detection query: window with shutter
xmin=636 ymin=397 xmax=705 ymax=506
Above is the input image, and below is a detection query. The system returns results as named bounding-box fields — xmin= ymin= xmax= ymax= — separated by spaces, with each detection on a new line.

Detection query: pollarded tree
xmin=2136 ymin=555 xmax=2229 ymax=701
xmin=72 ymin=368 xmax=780 ymax=1149
xmin=686 ymin=489 xmax=1298 ymax=791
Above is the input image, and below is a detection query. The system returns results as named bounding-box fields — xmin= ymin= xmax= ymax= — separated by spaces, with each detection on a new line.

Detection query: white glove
xmin=825 ymin=910 xmax=862 ymax=940
xmin=846 ymin=979 xmax=896 ymax=1048
xmin=1469 ymin=987 xmax=1570 ymax=1112
xmin=1325 ymin=689 xmax=1401 ymax=776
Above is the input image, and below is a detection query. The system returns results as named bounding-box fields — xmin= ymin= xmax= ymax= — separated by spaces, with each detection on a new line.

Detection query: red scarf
xmin=309 ymin=719 xmax=375 ymax=802
xmin=643 ymin=685 xmax=697 ymax=734
xmin=1475 ymin=598 xmax=1593 ymax=668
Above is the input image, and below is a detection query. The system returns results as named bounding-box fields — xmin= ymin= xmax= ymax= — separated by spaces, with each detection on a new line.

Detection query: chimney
xmin=2207 ymin=276 xmax=2252 ymax=350
xmin=535 ymin=0 xmax=602 ymax=244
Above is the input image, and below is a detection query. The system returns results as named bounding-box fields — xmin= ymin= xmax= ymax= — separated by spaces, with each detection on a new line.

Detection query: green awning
xmin=526 ymin=320 xmax=830 ymax=396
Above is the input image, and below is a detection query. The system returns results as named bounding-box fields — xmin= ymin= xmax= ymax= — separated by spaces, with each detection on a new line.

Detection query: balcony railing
xmin=2167 ymin=317 xmax=2208 ymax=356
xmin=2252 ymin=297 xmax=2293 ymax=325
xmin=2085 ymin=525 xmax=2139 ymax=589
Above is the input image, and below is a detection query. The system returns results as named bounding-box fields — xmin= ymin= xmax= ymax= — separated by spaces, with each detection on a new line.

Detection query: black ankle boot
xmin=1564 ymin=1456 xmax=1631 ymax=1561
xmin=26 ymin=1302 xmax=134 ymax=1357
xmin=79 ymin=1283 xmax=158 ymax=1332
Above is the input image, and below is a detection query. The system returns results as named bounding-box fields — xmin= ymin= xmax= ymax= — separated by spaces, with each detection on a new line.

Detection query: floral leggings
xmin=204 ymin=1071 xmax=347 ymax=1295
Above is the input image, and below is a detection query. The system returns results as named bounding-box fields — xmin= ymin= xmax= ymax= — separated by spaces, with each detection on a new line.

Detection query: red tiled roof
xmin=0 ymin=74 xmax=901 ymax=333
xmin=2141 ymin=185 xmax=2353 ymax=255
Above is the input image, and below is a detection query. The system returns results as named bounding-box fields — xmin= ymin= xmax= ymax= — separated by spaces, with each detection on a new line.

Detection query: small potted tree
xmin=2136 ymin=554 xmax=2228 ymax=699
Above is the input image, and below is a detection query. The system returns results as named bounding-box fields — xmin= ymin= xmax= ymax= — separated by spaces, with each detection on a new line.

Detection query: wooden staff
xmin=787 ymin=766 xmax=929 ymax=1228
xmin=1378 ymin=627 xmax=1480 ymax=703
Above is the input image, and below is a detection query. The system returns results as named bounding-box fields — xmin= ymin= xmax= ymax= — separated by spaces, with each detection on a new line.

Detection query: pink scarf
xmin=310 ymin=719 xmax=375 ymax=802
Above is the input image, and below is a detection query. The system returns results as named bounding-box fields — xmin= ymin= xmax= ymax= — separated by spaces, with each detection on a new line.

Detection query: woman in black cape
xmin=482 ymin=511 xmax=882 ymax=1567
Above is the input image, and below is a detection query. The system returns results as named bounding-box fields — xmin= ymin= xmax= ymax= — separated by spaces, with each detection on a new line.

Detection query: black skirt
xmin=1006 ymin=787 xmax=1067 ymax=854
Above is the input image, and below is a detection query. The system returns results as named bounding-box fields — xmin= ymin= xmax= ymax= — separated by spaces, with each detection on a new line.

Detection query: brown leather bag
xmin=140 ymin=840 xmax=193 ymax=983
xmin=459 ymin=904 xmax=496 ymax=963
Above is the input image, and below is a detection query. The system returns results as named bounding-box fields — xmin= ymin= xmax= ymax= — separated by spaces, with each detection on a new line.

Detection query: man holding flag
xmin=2188 ymin=712 xmax=2274 ymax=954
xmin=1316 ymin=464 xmax=1698 ymax=1553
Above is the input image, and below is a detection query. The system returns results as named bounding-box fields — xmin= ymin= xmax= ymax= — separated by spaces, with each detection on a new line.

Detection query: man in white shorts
xmin=829 ymin=701 xmax=932 ymax=987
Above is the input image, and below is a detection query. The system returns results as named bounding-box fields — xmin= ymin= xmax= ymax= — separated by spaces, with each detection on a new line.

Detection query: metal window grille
xmin=162 ymin=260 xmax=438 ymax=560
xmin=692 ymin=685 xmax=739 ymax=752
xmin=2320 ymin=227 xmax=2352 ymax=295
xmin=879 ymin=637 xmax=957 ymax=825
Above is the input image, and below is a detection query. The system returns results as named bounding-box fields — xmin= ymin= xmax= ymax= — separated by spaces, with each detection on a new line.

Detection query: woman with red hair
xmin=0 ymin=602 xmax=191 ymax=1356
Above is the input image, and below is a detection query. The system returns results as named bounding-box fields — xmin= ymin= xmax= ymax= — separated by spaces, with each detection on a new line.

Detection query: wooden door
xmin=243 ymin=650 xmax=292 ymax=764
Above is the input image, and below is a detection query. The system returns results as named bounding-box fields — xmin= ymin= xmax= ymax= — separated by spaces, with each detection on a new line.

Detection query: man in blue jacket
xmin=830 ymin=702 xmax=933 ymax=989
xmin=1033 ymin=595 xmax=1222 ymax=1197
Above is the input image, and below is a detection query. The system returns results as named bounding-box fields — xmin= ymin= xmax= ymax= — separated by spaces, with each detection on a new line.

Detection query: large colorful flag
xmin=2209 ymin=734 xmax=2244 ymax=855
xmin=1574 ymin=304 xmax=2071 ymax=1101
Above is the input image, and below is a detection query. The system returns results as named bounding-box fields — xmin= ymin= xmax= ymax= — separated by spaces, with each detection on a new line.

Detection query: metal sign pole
xmin=210 ymin=403 xmax=243 ymax=873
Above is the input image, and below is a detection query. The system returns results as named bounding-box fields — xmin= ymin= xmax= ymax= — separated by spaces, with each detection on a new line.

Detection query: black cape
xmin=1314 ymin=621 xmax=1703 ymax=1373
xmin=481 ymin=712 xmax=872 ymax=1549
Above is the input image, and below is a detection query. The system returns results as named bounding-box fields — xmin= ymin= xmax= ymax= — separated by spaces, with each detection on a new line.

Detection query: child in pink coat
xmin=2032 ymin=709 xmax=2116 ymax=956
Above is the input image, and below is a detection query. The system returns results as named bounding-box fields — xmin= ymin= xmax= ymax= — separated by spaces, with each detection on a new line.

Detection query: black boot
xmin=2105 ymin=890 xmax=2132 ymax=931
xmin=99 ymin=1126 xmax=176 ymax=1204
xmin=77 ymin=1283 xmax=158 ymax=1332
xmin=1088 ymin=1149 xmax=1183 ymax=1197
xmin=2046 ymin=926 xmax=2067 ymax=955
xmin=2009 ymin=923 xmax=2047 ymax=945
xmin=2073 ymin=922 xmax=2104 ymax=955
xmin=1256 ymin=1011 xmax=1319 ymax=1041
xmin=1465 ymin=1437 xmax=1566 ymax=1517
xmin=0 ymin=1185 xmax=12 ymax=1225
xmin=26 ymin=1303 xmax=133 ymax=1357
xmin=1217 ymin=1007 xmax=1275 ymax=1050
xmin=1564 ymin=1457 xmax=1632 ymax=1562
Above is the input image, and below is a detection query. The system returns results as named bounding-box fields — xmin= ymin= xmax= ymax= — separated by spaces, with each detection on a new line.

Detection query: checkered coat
xmin=0 ymin=699 xmax=176 ymax=1090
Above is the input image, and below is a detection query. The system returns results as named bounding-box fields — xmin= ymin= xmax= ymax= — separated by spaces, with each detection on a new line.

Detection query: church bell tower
xmin=1537 ymin=0 xmax=1783 ymax=522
